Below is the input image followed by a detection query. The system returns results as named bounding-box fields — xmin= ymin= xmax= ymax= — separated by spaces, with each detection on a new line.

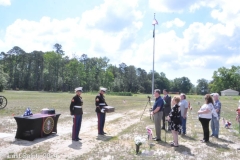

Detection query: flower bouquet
xmin=134 ymin=136 xmax=146 ymax=154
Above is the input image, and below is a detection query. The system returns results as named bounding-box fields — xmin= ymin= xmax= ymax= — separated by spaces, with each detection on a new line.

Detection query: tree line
xmin=1 ymin=44 xmax=240 ymax=95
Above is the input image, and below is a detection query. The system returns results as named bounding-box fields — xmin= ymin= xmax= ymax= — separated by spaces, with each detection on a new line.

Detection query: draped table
xmin=14 ymin=113 xmax=61 ymax=141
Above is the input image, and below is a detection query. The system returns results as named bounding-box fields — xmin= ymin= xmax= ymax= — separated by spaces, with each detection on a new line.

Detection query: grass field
xmin=0 ymin=91 xmax=240 ymax=160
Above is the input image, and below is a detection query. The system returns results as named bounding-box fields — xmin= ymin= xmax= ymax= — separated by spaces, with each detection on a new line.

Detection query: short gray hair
xmin=213 ymin=93 xmax=219 ymax=97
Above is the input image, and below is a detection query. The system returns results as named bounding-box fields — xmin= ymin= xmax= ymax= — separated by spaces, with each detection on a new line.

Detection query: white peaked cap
xmin=100 ymin=87 xmax=107 ymax=91
xmin=75 ymin=87 xmax=83 ymax=92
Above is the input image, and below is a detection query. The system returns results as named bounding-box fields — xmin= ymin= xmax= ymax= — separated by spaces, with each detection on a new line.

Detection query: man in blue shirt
xmin=211 ymin=93 xmax=221 ymax=138
xmin=152 ymin=89 xmax=164 ymax=141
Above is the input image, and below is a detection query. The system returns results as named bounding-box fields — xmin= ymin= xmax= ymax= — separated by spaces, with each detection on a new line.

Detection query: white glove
xmin=101 ymin=109 xmax=105 ymax=113
xmin=71 ymin=115 xmax=74 ymax=118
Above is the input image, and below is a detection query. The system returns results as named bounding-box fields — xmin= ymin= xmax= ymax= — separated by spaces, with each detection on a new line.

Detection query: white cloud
xmin=210 ymin=2 xmax=240 ymax=27
xmin=183 ymin=22 xmax=235 ymax=51
xmin=148 ymin=0 xmax=200 ymax=13
xmin=162 ymin=18 xmax=185 ymax=28
xmin=226 ymin=55 xmax=240 ymax=64
xmin=1 ymin=0 xmax=240 ymax=86
xmin=0 ymin=0 xmax=143 ymax=60
xmin=2 ymin=17 xmax=83 ymax=54
xmin=186 ymin=0 xmax=240 ymax=27
xmin=0 ymin=0 xmax=10 ymax=6
xmin=81 ymin=0 xmax=142 ymax=31
xmin=126 ymin=16 xmax=239 ymax=73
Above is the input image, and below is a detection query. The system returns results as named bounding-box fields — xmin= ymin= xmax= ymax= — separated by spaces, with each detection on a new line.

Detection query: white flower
xmin=134 ymin=136 xmax=146 ymax=145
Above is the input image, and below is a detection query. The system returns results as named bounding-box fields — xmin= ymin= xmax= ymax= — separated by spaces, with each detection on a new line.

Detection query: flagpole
xmin=152 ymin=13 xmax=156 ymax=97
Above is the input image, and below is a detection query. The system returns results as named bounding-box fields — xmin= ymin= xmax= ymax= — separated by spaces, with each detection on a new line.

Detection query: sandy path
xmin=0 ymin=110 xmax=144 ymax=159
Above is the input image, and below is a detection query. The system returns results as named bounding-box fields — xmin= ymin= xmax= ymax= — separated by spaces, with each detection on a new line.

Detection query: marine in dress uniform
xmin=70 ymin=87 xmax=83 ymax=141
xmin=95 ymin=87 xmax=108 ymax=135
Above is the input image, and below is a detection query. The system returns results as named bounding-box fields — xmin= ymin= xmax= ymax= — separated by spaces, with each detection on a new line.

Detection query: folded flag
xmin=23 ymin=107 xmax=33 ymax=116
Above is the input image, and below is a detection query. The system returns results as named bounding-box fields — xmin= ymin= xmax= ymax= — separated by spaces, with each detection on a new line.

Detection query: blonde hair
xmin=172 ymin=96 xmax=180 ymax=104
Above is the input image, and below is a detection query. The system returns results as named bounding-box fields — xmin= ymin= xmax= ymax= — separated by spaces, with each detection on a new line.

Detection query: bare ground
xmin=0 ymin=110 xmax=240 ymax=160
xmin=0 ymin=110 xmax=143 ymax=160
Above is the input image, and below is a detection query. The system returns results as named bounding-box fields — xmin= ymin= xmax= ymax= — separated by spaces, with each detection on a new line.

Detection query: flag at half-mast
xmin=152 ymin=17 xmax=158 ymax=38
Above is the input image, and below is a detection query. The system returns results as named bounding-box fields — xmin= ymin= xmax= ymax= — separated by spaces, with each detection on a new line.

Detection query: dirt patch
xmin=0 ymin=110 xmax=143 ymax=159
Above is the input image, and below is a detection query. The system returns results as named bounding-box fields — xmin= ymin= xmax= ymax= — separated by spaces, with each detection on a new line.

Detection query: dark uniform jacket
xmin=163 ymin=95 xmax=171 ymax=115
xmin=70 ymin=95 xmax=83 ymax=115
xmin=95 ymin=93 xmax=108 ymax=113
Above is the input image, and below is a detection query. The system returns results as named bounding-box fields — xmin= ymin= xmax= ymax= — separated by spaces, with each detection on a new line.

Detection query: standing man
xmin=211 ymin=93 xmax=221 ymax=138
xmin=162 ymin=89 xmax=172 ymax=131
xmin=95 ymin=87 xmax=108 ymax=135
xmin=70 ymin=87 xmax=83 ymax=141
xmin=179 ymin=93 xmax=188 ymax=135
xmin=152 ymin=89 xmax=164 ymax=141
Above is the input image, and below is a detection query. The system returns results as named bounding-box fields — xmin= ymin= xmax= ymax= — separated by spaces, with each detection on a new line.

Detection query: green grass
xmin=0 ymin=90 xmax=147 ymax=116
xmin=1 ymin=91 xmax=240 ymax=159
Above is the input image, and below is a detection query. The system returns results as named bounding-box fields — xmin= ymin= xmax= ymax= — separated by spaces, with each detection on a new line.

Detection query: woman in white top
xmin=198 ymin=94 xmax=214 ymax=143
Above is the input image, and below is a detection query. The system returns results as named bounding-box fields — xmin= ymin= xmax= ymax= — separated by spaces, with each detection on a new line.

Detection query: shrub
xmin=107 ymin=92 xmax=132 ymax=96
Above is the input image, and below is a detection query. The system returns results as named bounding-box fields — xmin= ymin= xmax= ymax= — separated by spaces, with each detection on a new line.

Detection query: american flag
xmin=152 ymin=13 xmax=158 ymax=38
xmin=152 ymin=19 xmax=158 ymax=25
xmin=152 ymin=17 xmax=158 ymax=38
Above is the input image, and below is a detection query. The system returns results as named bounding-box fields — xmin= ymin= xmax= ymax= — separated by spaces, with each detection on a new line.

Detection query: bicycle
xmin=0 ymin=96 xmax=7 ymax=109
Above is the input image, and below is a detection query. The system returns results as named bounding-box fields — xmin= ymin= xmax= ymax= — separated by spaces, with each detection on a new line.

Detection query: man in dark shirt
xmin=152 ymin=89 xmax=164 ymax=141
xmin=95 ymin=87 xmax=108 ymax=135
xmin=70 ymin=87 xmax=83 ymax=141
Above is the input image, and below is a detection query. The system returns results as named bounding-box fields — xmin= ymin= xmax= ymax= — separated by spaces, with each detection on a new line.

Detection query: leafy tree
xmin=209 ymin=66 xmax=240 ymax=93
xmin=125 ymin=65 xmax=138 ymax=92
xmin=189 ymin=84 xmax=196 ymax=94
xmin=136 ymin=68 xmax=148 ymax=93
xmin=0 ymin=44 xmax=200 ymax=94
xmin=196 ymin=79 xmax=209 ymax=95
xmin=171 ymin=77 xmax=192 ymax=93
xmin=155 ymin=72 xmax=170 ymax=92
xmin=43 ymin=51 xmax=62 ymax=91
xmin=0 ymin=65 xmax=9 ymax=92
xmin=54 ymin=43 xmax=64 ymax=55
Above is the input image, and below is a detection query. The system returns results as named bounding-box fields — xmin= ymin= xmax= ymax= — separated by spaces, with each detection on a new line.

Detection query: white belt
xmin=74 ymin=106 xmax=82 ymax=108
xmin=99 ymin=103 xmax=105 ymax=105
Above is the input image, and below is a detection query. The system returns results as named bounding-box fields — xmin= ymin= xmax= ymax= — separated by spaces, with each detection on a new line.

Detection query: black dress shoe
xmin=200 ymin=139 xmax=209 ymax=143
xmin=98 ymin=133 xmax=104 ymax=135
xmin=161 ymin=127 xmax=165 ymax=130
xmin=155 ymin=139 xmax=161 ymax=141
xmin=103 ymin=132 xmax=107 ymax=134
xmin=77 ymin=138 xmax=82 ymax=140
xmin=72 ymin=139 xmax=79 ymax=141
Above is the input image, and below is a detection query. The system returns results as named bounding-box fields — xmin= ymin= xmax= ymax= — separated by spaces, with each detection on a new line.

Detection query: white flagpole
xmin=152 ymin=13 xmax=156 ymax=96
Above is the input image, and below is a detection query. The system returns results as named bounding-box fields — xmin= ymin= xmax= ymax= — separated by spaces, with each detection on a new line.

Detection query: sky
xmin=1 ymin=0 xmax=240 ymax=85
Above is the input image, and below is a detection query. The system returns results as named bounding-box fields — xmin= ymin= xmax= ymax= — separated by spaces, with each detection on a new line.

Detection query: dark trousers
xmin=97 ymin=113 xmax=106 ymax=134
xmin=199 ymin=117 xmax=211 ymax=141
xmin=72 ymin=115 xmax=82 ymax=140
xmin=162 ymin=109 xmax=170 ymax=129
